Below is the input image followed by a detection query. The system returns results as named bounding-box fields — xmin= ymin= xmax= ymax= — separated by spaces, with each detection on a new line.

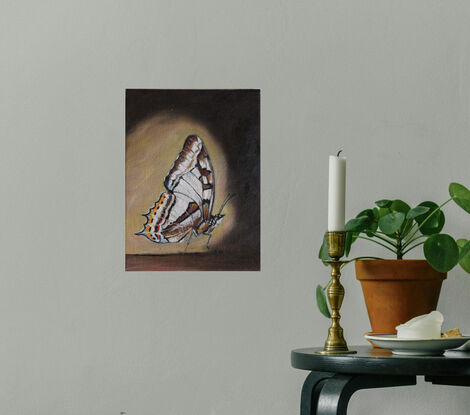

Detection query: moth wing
xmin=137 ymin=135 xmax=215 ymax=244
xmin=161 ymin=192 xmax=202 ymax=240
xmin=136 ymin=192 xmax=202 ymax=243
xmin=136 ymin=192 xmax=175 ymax=243
xmin=164 ymin=135 xmax=215 ymax=221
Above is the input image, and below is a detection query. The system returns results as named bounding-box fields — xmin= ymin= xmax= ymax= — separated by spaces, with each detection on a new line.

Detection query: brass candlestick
xmin=316 ymin=231 xmax=356 ymax=355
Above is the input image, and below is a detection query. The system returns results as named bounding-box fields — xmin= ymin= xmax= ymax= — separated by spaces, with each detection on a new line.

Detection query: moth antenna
xmin=218 ymin=193 xmax=236 ymax=215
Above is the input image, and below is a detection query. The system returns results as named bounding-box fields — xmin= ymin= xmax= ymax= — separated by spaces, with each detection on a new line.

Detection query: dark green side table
xmin=291 ymin=346 xmax=470 ymax=415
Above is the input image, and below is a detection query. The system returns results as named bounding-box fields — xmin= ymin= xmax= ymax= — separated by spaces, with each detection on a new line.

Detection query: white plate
xmin=364 ymin=334 xmax=470 ymax=356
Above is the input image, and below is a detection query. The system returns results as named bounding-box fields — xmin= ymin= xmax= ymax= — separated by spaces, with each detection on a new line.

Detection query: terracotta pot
xmin=355 ymin=260 xmax=446 ymax=335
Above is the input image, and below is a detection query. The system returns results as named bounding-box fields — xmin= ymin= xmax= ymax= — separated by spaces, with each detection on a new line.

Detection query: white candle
xmin=328 ymin=154 xmax=346 ymax=231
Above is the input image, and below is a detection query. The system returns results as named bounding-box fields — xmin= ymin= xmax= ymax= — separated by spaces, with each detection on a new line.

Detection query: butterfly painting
xmin=126 ymin=89 xmax=259 ymax=271
xmin=136 ymin=134 xmax=232 ymax=249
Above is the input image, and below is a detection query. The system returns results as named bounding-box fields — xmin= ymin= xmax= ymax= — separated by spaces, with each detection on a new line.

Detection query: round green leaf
xmin=389 ymin=200 xmax=411 ymax=234
xmin=390 ymin=200 xmax=411 ymax=214
xmin=375 ymin=199 xmax=392 ymax=208
xmin=457 ymin=238 xmax=470 ymax=260
xmin=457 ymin=238 xmax=470 ymax=273
xmin=345 ymin=232 xmax=352 ymax=257
xmin=316 ymin=285 xmax=331 ymax=318
xmin=372 ymin=207 xmax=379 ymax=220
xmin=378 ymin=212 xmax=405 ymax=234
xmin=449 ymin=182 xmax=470 ymax=214
xmin=365 ymin=221 xmax=378 ymax=237
xmin=378 ymin=207 xmax=391 ymax=219
xmin=318 ymin=234 xmax=332 ymax=265
xmin=345 ymin=216 xmax=370 ymax=232
xmin=406 ymin=205 xmax=430 ymax=220
xmin=356 ymin=209 xmax=377 ymax=236
xmin=345 ymin=231 xmax=359 ymax=257
xmin=356 ymin=209 xmax=374 ymax=220
xmin=415 ymin=201 xmax=445 ymax=235
xmin=423 ymin=234 xmax=459 ymax=273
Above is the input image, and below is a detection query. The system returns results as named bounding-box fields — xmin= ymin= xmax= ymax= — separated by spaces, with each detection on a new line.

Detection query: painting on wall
xmin=126 ymin=89 xmax=260 ymax=271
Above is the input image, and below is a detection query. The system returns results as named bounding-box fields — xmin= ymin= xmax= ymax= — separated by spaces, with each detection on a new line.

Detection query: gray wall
xmin=1 ymin=1 xmax=469 ymax=414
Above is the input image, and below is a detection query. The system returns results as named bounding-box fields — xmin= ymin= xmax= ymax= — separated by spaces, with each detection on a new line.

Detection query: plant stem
xmin=357 ymin=236 xmax=397 ymax=254
xmin=367 ymin=232 xmax=398 ymax=247
xmin=402 ymin=234 xmax=427 ymax=250
xmin=402 ymin=219 xmax=417 ymax=240
xmin=396 ymin=232 xmax=403 ymax=259
xmin=402 ymin=223 xmax=418 ymax=245
xmin=402 ymin=241 xmax=426 ymax=256
xmin=344 ymin=256 xmax=384 ymax=263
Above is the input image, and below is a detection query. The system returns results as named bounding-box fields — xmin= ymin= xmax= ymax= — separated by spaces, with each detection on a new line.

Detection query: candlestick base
xmin=316 ymin=232 xmax=356 ymax=355
xmin=316 ymin=349 xmax=357 ymax=355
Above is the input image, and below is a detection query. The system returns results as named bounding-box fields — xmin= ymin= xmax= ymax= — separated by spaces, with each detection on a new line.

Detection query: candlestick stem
xmin=316 ymin=231 xmax=356 ymax=355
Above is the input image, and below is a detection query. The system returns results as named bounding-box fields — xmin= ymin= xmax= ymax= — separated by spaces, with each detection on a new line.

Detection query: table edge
xmin=291 ymin=346 xmax=470 ymax=377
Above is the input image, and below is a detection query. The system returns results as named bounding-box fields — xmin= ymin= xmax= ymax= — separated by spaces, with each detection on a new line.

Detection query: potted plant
xmin=316 ymin=182 xmax=470 ymax=335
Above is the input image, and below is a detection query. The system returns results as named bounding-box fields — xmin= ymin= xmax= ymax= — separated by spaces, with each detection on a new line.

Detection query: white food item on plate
xmin=396 ymin=311 xmax=444 ymax=339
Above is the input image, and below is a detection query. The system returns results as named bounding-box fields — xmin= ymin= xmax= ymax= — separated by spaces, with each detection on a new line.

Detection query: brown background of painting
xmin=125 ymin=90 xmax=260 ymax=267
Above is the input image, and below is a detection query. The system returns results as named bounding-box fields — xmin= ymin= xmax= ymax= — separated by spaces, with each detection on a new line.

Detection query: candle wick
xmin=337 ymin=150 xmax=343 ymax=157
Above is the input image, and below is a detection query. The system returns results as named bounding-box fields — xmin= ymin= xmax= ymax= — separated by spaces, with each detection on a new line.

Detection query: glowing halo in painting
xmin=125 ymin=89 xmax=260 ymax=271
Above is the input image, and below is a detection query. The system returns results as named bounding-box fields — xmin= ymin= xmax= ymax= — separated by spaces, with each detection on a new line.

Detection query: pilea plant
xmin=316 ymin=182 xmax=470 ymax=318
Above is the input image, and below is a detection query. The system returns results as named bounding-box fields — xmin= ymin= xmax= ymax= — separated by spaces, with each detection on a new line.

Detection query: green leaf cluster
xmin=316 ymin=182 xmax=470 ymax=318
